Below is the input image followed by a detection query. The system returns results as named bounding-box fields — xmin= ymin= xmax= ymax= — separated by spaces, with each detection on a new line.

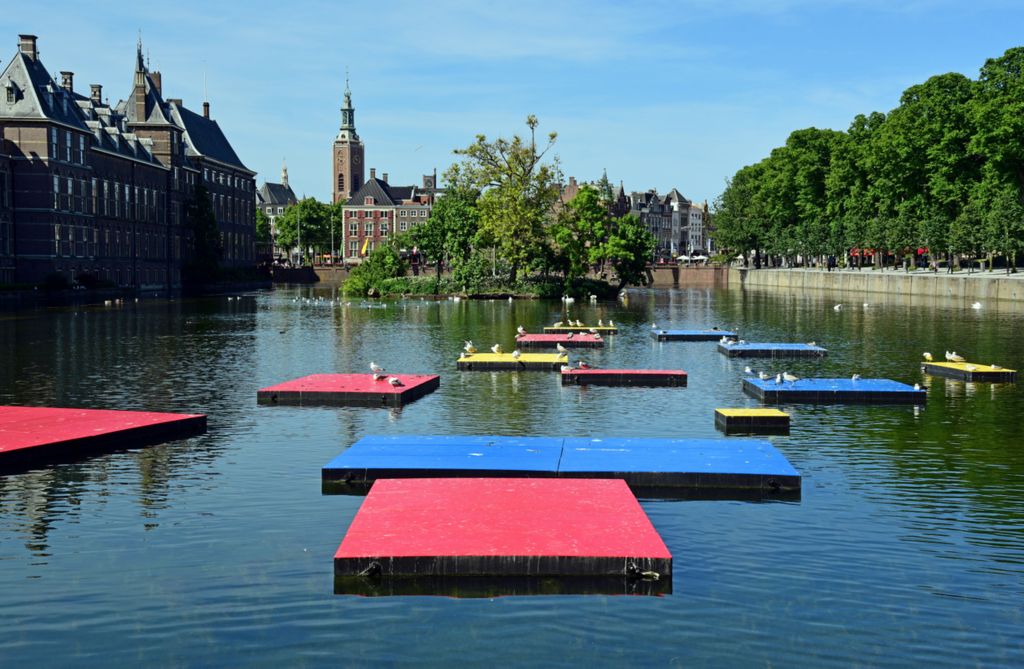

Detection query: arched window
xmin=337 ymin=173 xmax=345 ymax=192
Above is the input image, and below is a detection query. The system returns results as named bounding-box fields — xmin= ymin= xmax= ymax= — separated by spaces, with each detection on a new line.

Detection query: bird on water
xmin=833 ymin=304 xmax=843 ymax=311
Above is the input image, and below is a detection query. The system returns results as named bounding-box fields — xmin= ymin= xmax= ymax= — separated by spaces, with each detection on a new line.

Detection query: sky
xmin=3 ymin=1 xmax=1022 ymax=204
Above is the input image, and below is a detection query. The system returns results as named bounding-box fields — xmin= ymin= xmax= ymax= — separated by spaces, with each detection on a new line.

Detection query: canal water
xmin=1 ymin=286 xmax=1022 ymax=667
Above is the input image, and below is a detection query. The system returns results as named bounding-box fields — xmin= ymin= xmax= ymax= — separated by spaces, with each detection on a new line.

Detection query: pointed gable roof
xmin=0 ymin=52 xmax=90 ymax=130
xmin=167 ymin=101 xmax=253 ymax=174
xmin=259 ymin=181 xmax=297 ymax=205
xmin=346 ymin=177 xmax=398 ymax=206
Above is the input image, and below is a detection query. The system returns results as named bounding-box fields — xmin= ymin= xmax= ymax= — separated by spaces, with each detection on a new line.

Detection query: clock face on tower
xmin=353 ymin=154 xmax=361 ymax=164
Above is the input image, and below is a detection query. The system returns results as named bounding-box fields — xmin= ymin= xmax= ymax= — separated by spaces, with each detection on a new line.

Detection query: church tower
xmin=332 ymin=74 xmax=364 ymax=203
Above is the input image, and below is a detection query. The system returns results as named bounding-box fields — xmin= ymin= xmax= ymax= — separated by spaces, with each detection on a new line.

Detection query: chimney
xmin=18 ymin=34 xmax=37 ymax=61
xmin=382 ymin=172 xmax=388 ymax=183
xmin=150 ymin=71 xmax=162 ymax=96
xmin=167 ymin=98 xmax=182 ymax=106
xmin=202 ymin=101 xmax=209 ymax=118
xmin=90 ymin=84 xmax=102 ymax=104
xmin=370 ymin=167 xmax=376 ymax=180
xmin=60 ymin=71 xmax=73 ymax=92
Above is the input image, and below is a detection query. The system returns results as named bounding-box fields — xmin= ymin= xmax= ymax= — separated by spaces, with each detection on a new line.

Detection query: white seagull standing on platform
xmin=387 ymin=376 xmax=403 ymax=386
xmin=783 ymin=371 xmax=799 ymax=383
xmin=922 ymin=352 xmax=933 ymax=361
xmin=556 ymin=343 xmax=568 ymax=354
xmin=744 ymin=366 xmax=753 ymax=375
xmin=598 ymin=319 xmax=604 ymax=327
xmin=608 ymin=320 xmax=615 ymax=327
xmin=851 ymin=373 xmax=861 ymax=381
xmin=491 ymin=343 xmax=502 ymax=354
xmin=373 ymin=372 xmax=385 ymax=381
xmin=370 ymin=361 xmax=384 ymax=374
xmin=517 ymin=325 xmax=527 ymax=336
xmin=950 ymin=351 xmax=965 ymax=363
xmin=512 ymin=349 xmax=521 ymax=360
xmin=758 ymin=371 xmax=770 ymax=380
xmin=464 ymin=340 xmax=477 ymax=354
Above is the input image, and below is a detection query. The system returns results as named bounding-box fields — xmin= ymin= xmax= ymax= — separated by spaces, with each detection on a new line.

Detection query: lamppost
xmin=297 ymin=199 xmax=302 ymax=266
xmin=330 ymin=211 xmax=335 ymax=266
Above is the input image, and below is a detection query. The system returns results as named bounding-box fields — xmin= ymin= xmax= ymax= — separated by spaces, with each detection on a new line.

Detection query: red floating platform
xmin=561 ymin=369 xmax=687 ymax=387
xmin=334 ymin=478 xmax=671 ymax=581
xmin=257 ymin=373 xmax=440 ymax=407
xmin=0 ymin=405 xmax=207 ymax=470
xmin=515 ymin=333 xmax=604 ymax=348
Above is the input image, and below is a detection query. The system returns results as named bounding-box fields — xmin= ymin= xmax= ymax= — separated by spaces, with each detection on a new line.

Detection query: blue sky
xmin=3 ymin=1 xmax=1022 ymax=203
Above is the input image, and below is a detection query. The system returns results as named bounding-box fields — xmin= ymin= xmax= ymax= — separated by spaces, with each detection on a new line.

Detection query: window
xmin=277 ymin=207 xmax=283 ymax=215
xmin=349 ymin=222 xmax=357 ymax=234
xmin=50 ymin=128 xmax=57 ymax=159
xmin=53 ymin=175 xmax=59 ymax=208
xmin=65 ymin=131 xmax=71 ymax=161
xmin=380 ymin=223 xmax=389 ymax=237
xmin=203 ymin=168 xmax=209 ymax=181
xmin=349 ymin=240 xmax=358 ymax=252
xmin=400 ymin=221 xmax=407 ymax=232
xmin=5 ymin=85 xmax=14 ymax=104
xmin=338 ymin=174 xmax=344 ymax=192
xmin=364 ymin=222 xmax=372 ymax=235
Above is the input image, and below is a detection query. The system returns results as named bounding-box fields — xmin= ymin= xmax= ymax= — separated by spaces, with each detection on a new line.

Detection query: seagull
xmin=950 ymin=351 xmax=965 ymax=363
xmin=517 ymin=325 xmax=527 ymax=336
xmin=652 ymin=322 xmax=658 ymax=330
xmin=464 ymin=340 xmax=477 ymax=354
xmin=783 ymin=371 xmax=798 ymax=383
xmin=851 ymin=373 xmax=861 ymax=381
xmin=945 ymin=350 xmax=954 ymax=361
xmin=578 ymin=361 xmax=591 ymax=369
xmin=833 ymin=304 xmax=843 ymax=311
xmin=566 ymin=332 xmax=575 ymax=339
xmin=598 ymin=319 xmax=604 ymax=327
xmin=863 ymin=302 xmax=870 ymax=308
xmin=370 ymin=361 xmax=384 ymax=374
xmin=758 ymin=371 xmax=770 ymax=380
xmin=608 ymin=320 xmax=615 ymax=327
xmin=720 ymin=336 xmax=729 ymax=345
xmin=491 ymin=343 xmax=502 ymax=354
xmin=560 ymin=365 xmax=573 ymax=372
xmin=914 ymin=383 xmax=922 ymax=391
xmin=971 ymin=302 xmax=982 ymax=310
xmin=508 ymin=296 xmax=513 ymax=303
xmin=553 ymin=321 xmax=564 ymax=327
xmin=589 ymin=328 xmax=599 ymax=335
xmin=556 ymin=343 xmax=568 ymax=354
xmin=922 ymin=352 xmax=933 ymax=361
xmin=512 ymin=349 xmax=521 ymax=360
xmin=589 ymin=294 xmax=597 ymax=302
xmin=387 ymin=376 xmax=403 ymax=386
xmin=965 ymin=364 xmax=977 ymax=371
xmin=991 ymin=364 xmax=1002 ymax=370
xmin=775 ymin=373 xmax=783 ymax=384
xmin=806 ymin=341 xmax=817 ymax=347
xmin=373 ymin=372 xmax=385 ymax=381
xmin=744 ymin=366 xmax=753 ymax=375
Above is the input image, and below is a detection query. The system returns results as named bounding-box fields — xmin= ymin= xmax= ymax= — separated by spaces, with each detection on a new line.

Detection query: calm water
xmin=1 ymin=286 xmax=1023 ymax=667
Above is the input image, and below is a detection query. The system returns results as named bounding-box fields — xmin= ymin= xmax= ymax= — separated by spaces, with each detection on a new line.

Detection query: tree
xmin=185 ymin=185 xmax=222 ymax=280
xmin=410 ymin=177 xmax=479 ymax=276
xmin=342 ymin=241 xmax=407 ymax=296
xmin=451 ymin=115 xmax=561 ymax=282
xmin=604 ymin=213 xmax=655 ymax=290
xmin=274 ymin=198 xmax=330 ymax=263
xmin=255 ymin=208 xmax=271 ymax=244
xmin=551 ymin=185 xmax=610 ymax=286
xmin=972 ymin=47 xmax=1024 ymax=193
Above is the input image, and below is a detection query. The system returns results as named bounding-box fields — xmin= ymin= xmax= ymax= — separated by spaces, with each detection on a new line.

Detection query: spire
xmin=281 ymin=158 xmax=289 ymax=188
xmin=337 ymin=70 xmax=358 ymax=141
xmin=136 ymin=30 xmax=144 ymax=72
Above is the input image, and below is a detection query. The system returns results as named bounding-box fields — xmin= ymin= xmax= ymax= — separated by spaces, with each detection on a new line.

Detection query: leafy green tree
xmin=274 ymin=197 xmax=330 ymax=263
xmin=972 ymin=47 xmax=1024 ymax=193
xmin=551 ymin=185 xmax=610 ymax=285
xmin=185 ymin=185 xmax=222 ymax=280
xmin=255 ymin=208 xmax=271 ymax=244
xmin=410 ymin=178 xmax=480 ymax=276
xmin=451 ymin=115 xmax=561 ymax=282
xmin=604 ymin=213 xmax=655 ymax=289
xmin=342 ymin=242 xmax=407 ymax=296
xmin=712 ymin=161 xmax=769 ymax=266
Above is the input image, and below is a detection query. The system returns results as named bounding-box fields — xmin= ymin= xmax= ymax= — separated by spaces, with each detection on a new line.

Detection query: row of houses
xmin=0 ymin=34 xmax=255 ymax=288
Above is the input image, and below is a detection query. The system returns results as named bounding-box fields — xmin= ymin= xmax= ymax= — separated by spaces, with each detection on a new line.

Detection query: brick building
xmin=331 ymin=77 xmax=364 ymax=204
xmin=344 ymin=169 xmax=437 ymax=258
xmin=0 ymin=33 xmax=255 ymax=289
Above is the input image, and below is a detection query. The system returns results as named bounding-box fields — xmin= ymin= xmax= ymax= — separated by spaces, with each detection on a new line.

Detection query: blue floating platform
xmin=743 ymin=377 xmax=925 ymax=404
xmin=653 ymin=329 xmax=737 ymax=341
xmin=322 ymin=435 xmax=801 ymax=496
xmin=720 ymin=342 xmax=827 ymax=358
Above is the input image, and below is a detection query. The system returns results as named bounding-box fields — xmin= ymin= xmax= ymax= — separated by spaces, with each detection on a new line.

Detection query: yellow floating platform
xmin=457 ymin=352 xmax=568 ymax=371
xmin=544 ymin=325 xmax=618 ymax=334
xmin=922 ymin=362 xmax=1016 ymax=382
xmin=715 ymin=408 xmax=790 ymax=435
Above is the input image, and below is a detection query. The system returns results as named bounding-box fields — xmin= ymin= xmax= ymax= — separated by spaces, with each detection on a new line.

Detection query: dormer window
xmin=5 ymin=82 xmax=16 ymax=104
xmin=364 ymin=197 xmax=374 ymax=205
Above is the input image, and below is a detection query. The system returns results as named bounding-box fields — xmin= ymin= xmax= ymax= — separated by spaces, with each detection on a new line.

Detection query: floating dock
xmin=457 ymin=352 xmax=567 ymax=371
xmin=719 ymin=342 xmax=827 ymax=358
xmin=715 ymin=408 xmax=790 ymax=435
xmin=544 ymin=325 xmax=618 ymax=335
xmin=561 ymin=368 xmax=687 ymax=387
xmin=322 ymin=434 xmax=801 ymax=495
xmin=652 ymin=329 xmax=737 ymax=341
xmin=922 ymin=362 xmax=1017 ymax=383
xmin=333 ymin=478 xmax=672 ymax=588
xmin=516 ymin=333 xmax=604 ymax=348
xmin=257 ymin=373 xmax=440 ymax=407
xmin=0 ymin=405 xmax=206 ymax=470
xmin=743 ymin=377 xmax=926 ymax=404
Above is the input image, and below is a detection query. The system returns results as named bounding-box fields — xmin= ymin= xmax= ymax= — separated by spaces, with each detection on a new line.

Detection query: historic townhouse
xmin=0 ymin=33 xmax=255 ymax=289
xmin=256 ymin=161 xmax=297 ymax=258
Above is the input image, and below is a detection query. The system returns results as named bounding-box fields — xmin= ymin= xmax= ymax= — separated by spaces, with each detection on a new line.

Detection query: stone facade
xmin=0 ymin=33 xmax=255 ymax=289
xmin=256 ymin=161 xmax=297 ymax=257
